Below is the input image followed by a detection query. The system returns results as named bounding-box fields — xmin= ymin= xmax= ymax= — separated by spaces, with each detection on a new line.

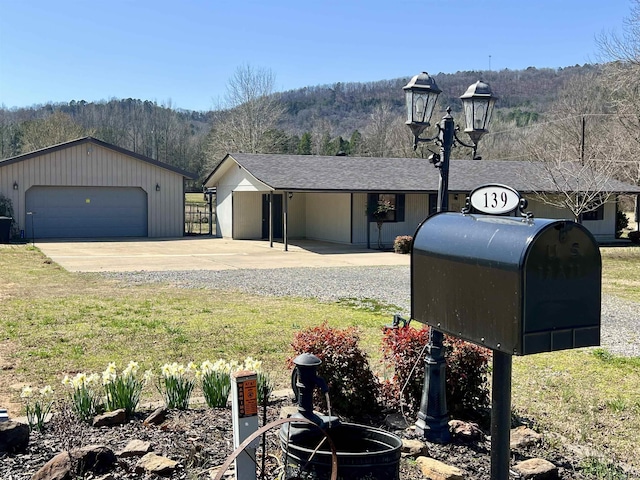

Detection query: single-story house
xmin=0 ymin=137 xmax=194 ymax=239
xmin=203 ymin=153 xmax=640 ymax=247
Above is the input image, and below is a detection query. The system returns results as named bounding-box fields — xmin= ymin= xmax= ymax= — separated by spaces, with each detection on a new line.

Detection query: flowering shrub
xmin=381 ymin=324 xmax=491 ymax=419
xmin=62 ymin=372 xmax=102 ymax=422
xmin=243 ymin=356 xmax=273 ymax=405
xmin=157 ymin=362 xmax=197 ymax=410
xmin=102 ymin=361 xmax=146 ymax=417
xmin=393 ymin=235 xmax=413 ymax=254
xmin=21 ymin=385 xmax=54 ymax=432
xmin=199 ymin=359 xmax=234 ymax=408
xmin=289 ymin=323 xmax=380 ymax=418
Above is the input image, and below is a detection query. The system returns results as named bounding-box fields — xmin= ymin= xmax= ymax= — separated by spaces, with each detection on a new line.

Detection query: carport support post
xmin=284 ymin=192 xmax=289 ymax=252
xmin=491 ymin=350 xmax=512 ymax=480
xmin=269 ymin=192 xmax=274 ymax=248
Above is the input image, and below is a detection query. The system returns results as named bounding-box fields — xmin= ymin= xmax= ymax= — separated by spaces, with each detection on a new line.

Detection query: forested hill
xmin=0 ymin=63 xmax=597 ymax=184
xmin=277 ymin=64 xmax=595 ymax=134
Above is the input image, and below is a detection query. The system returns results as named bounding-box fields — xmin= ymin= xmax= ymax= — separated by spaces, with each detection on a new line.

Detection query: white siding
xmin=0 ymin=142 xmax=185 ymax=237
xmin=285 ymin=192 xmax=307 ymax=238
xmin=214 ymin=162 xmax=270 ymax=238
xmin=305 ymin=192 xmax=351 ymax=243
xmin=526 ymin=196 xmax=616 ymax=240
xmin=233 ymin=192 xmax=263 ymax=239
xmin=215 ymin=181 xmax=233 ymax=238
xmin=352 ymin=193 xmax=430 ymax=247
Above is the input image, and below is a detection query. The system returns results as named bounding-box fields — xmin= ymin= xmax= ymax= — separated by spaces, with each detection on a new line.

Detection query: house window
xmin=581 ymin=204 xmax=604 ymax=221
xmin=367 ymin=193 xmax=405 ymax=222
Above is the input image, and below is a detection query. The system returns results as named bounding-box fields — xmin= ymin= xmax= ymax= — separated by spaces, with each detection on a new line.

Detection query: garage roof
xmin=0 ymin=136 xmax=196 ymax=179
xmin=204 ymin=153 xmax=640 ymax=194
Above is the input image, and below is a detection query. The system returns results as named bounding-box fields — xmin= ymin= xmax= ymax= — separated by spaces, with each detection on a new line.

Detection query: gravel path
xmin=101 ymin=265 xmax=640 ymax=357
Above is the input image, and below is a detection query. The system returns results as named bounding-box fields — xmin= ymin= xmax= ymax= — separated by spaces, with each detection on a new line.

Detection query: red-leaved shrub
xmin=382 ymin=324 xmax=491 ymax=420
xmin=289 ymin=323 xmax=380 ymax=419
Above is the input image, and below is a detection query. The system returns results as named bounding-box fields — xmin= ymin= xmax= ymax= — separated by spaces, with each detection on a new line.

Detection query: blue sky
xmin=0 ymin=0 xmax=632 ymax=112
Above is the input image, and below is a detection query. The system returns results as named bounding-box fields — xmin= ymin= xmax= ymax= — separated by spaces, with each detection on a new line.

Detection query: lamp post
xmin=403 ymin=72 xmax=497 ymax=442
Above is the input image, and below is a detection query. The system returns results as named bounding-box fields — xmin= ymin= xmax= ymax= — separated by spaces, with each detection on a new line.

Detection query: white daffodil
xmin=200 ymin=360 xmax=215 ymax=375
xmin=39 ymin=385 xmax=53 ymax=398
xmin=20 ymin=385 xmax=33 ymax=398
xmin=87 ymin=373 xmax=100 ymax=386
xmin=123 ymin=361 xmax=139 ymax=378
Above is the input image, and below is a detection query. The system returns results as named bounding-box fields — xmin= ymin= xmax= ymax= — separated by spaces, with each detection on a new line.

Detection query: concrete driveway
xmin=36 ymin=238 xmax=410 ymax=272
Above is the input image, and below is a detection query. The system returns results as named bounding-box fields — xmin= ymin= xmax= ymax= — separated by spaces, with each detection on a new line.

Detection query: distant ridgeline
xmin=0 ymin=63 xmax=599 ymax=186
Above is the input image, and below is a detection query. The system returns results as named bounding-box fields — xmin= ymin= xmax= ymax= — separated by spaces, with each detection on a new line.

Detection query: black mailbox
xmin=411 ymin=212 xmax=601 ymax=355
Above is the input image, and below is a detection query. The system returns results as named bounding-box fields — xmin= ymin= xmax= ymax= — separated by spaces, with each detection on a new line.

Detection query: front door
xmin=262 ymin=194 xmax=283 ymax=239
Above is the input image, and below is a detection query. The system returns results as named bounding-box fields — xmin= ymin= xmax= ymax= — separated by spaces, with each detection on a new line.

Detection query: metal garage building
xmin=0 ymin=137 xmax=194 ymax=239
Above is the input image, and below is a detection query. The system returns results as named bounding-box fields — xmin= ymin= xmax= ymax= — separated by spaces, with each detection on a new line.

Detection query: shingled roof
xmin=204 ymin=153 xmax=640 ymax=194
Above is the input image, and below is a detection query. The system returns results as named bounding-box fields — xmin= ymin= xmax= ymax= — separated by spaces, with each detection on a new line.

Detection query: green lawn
xmin=1 ymin=244 xmax=639 ymax=472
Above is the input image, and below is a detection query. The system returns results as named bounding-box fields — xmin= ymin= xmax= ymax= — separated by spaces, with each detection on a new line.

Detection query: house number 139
xmin=470 ymin=185 xmax=521 ymax=215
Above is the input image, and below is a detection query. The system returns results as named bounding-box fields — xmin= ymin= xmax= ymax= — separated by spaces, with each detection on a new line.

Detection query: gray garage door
xmin=25 ymin=186 xmax=148 ymax=238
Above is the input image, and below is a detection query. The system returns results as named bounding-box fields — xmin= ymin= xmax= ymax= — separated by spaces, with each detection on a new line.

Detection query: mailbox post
xmin=412 ymin=204 xmax=602 ymax=479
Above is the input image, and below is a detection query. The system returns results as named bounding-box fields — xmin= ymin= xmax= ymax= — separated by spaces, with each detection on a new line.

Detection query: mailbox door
xmin=522 ymin=221 xmax=601 ymax=354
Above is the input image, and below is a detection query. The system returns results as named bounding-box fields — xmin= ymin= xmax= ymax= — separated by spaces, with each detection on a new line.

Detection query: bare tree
xmin=363 ymin=102 xmax=397 ymax=157
xmin=205 ymin=65 xmax=284 ymax=168
xmin=597 ymin=0 xmax=640 ymax=186
xmin=520 ymin=73 xmax=620 ymax=222
xmin=20 ymin=111 xmax=90 ymax=153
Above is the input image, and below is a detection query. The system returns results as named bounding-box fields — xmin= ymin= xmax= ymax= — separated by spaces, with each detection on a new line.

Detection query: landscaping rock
xmin=71 ymin=445 xmax=117 ymax=475
xmin=117 ymin=439 xmax=152 ymax=457
xmin=92 ymin=409 xmax=127 ymax=428
xmin=31 ymin=451 xmax=72 ymax=480
xmin=510 ymin=425 xmax=543 ymax=449
xmin=0 ymin=420 xmax=29 ymax=453
xmin=415 ymin=456 xmax=464 ymax=480
xmin=32 ymin=445 xmax=116 ymax=480
xmin=144 ymin=406 xmax=168 ymax=426
xmin=401 ymin=438 xmax=427 ymax=458
xmin=384 ymin=412 xmax=411 ymax=430
xmin=449 ymin=419 xmax=484 ymax=442
xmin=512 ymin=458 xmax=558 ymax=479
xmin=135 ymin=452 xmax=179 ymax=475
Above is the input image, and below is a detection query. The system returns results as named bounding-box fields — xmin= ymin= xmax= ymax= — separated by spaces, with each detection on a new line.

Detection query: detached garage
xmin=0 ymin=137 xmax=194 ymax=239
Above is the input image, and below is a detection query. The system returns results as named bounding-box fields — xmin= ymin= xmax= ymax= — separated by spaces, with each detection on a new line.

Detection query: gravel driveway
xmin=101 ymin=265 xmax=640 ymax=357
